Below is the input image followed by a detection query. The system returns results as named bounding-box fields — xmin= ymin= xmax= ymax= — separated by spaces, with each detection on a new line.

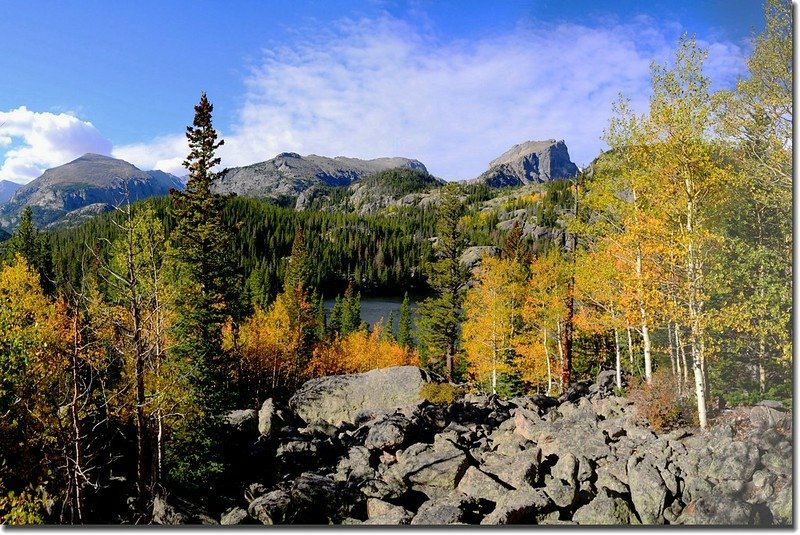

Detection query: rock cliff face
xmin=214 ymin=152 xmax=428 ymax=199
xmin=158 ymin=367 xmax=792 ymax=526
xmin=474 ymin=140 xmax=579 ymax=187
xmin=0 ymin=154 xmax=182 ymax=229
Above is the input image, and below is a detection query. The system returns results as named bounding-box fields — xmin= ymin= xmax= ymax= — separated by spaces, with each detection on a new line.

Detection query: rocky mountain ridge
xmin=0 ymin=139 xmax=580 ymax=230
xmin=0 ymin=153 xmax=182 ymax=229
xmin=213 ymin=152 xmax=429 ymax=200
xmin=152 ymin=366 xmax=791 ymax=526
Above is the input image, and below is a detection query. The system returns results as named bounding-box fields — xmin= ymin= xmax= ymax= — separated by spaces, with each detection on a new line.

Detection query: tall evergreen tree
xmin=417 ymin=183 xmax=469 ymax=381
xmin=166 ymin=93 xmax=239 ymax=494
xmin=397 ymin=292 xmax=413 ymax=349
xmin=3 ymin=207 xmax=53 ymax=293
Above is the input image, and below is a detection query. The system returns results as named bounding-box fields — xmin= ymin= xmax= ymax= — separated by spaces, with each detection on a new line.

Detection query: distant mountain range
xmin=0 ymin=140 xmax=579 ymax=231
xmin=0 ymin=154 xmax=183 ymax=229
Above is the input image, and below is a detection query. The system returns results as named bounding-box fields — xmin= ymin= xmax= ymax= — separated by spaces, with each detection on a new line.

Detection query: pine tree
xmin=166 ymin=93 xmax=238 ymax=494
xmin=397 ymin=292 xmax=413 ymax=349
xmin=329 ymin=295 xmax=343 ymax=335
xmin=3 ymin=207 xmax=53 ymax=293
xmin=416 ymin=183 xmax=468 ymax=381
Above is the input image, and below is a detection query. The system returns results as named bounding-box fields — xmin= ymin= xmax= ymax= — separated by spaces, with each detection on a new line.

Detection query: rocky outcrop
xmin=474 ymin=140 xmax=579 ymax=188
xmin=0 ymin=153 xmax=182 ymax=230
xmin=210 ymin=368 xmax=791 ymax=526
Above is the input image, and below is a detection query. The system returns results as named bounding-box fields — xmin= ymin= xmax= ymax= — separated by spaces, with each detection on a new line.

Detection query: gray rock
xmin=543 ymin=475 xmax=577 ymax=509
xmin=152 ymin=495 xmax=186 ymax=525
xmin=225 ymin=409 xmax=257 ymax=434
xmin=411 ymin=497 xmax=468 ymax=525
xmin=704 ymin=440 xmax=760 ymax=482
xmin=749 ymin=406 xmax=791 ymax=432
xmin=627 ymin=455 xmax=668 ymax=524
xmin=220 ymin=507 xmax=248 ymax=525
xmin=769 ymin=485 xmax=792 ymax=525
xmin=389 ymin=443 xmax=469 ymax=498
xmin=573 ymin=488 xmax=639 ymax=525
xmin=456 ymin=466 xmax=512 ymax=503
xmin=365 ymin=415 xmax=412 ymax=451
xmin=335 ymin=446 xmax=375 ymax=484
xmin=248 ymin=489 xmax=291 ymax=525
xmin=363 ymin=507 xmax=413 ymax=525
xmin=674 ymin=495 xmax=754 ymax=525
xmin=551 ymin=452 xmax=578 ymax=486
xmin=289 ymin=366 xmax=429 ymax=426
xmin=512 ymin=407 xmax=541 ymax=441
xmin=480 ymin=485 xmax=552 ymax=524
xmin=480 ymin=448 xmax=542 ymax=489
xmin=366 ymin=498 xmax=406 ymax=519
xmin=258 ymin=398 xmax=276 ymax=438
xmin=761 ymin=451 xmax=792 ymax=476
xmin=460 ymin=246 xmax=501 ymax=270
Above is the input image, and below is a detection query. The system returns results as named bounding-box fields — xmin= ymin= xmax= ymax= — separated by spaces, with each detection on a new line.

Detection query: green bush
xmin=420 ymin=383 xmax=464 ymax=405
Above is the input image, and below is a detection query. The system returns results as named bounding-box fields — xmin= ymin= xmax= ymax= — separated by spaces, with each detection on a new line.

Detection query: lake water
xmin=324 ymin=296 xmax=420 ymax=332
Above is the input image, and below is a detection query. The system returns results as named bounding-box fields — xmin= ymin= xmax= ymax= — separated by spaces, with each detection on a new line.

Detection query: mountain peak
xmin=476 ymin=139 xmax=578 ymax=187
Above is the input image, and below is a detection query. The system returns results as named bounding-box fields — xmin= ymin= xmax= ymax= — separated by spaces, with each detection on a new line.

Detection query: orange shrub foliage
xmin=627 ymin=368 xmax=691 ymax=430
xmin=305 ymin=324 xmax=420 ymax=378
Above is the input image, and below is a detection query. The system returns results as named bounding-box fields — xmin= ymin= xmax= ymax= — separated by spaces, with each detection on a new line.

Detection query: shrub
xmin=627 ymin=369 xmax=692 ymax=431
xmin=420 ymin=383 xmax=464 ymax=405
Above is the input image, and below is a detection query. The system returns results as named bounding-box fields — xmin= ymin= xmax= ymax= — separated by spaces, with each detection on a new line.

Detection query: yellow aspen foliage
xmin=462 ymin=257 xmax=526 ymax=394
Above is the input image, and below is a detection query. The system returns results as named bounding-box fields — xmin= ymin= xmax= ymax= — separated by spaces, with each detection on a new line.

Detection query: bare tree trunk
xmin=613 ymin=328 xmax=622 ymax=390
xmin=627 ymin=327 xmax=635 ymax=369
xmin=543 ymin=328 xmax=553 ymax=394
xmin=70 ymin=312 xmax=85 ymax=524
xmin=556 ymin=321 xmax=565 ymax=393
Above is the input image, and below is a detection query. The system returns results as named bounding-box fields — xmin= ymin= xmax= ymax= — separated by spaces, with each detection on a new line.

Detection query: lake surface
xmin=324 ymin=296 xmax=420 ymax=332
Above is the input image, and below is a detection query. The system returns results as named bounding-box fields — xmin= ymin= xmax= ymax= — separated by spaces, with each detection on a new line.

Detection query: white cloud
xmin=113 ymin=134 xmax=189 ymax=178
xmin=1 ymin=15 xmax=748 ymax=184
xmin=218 ymin=15 xmax=747 ymax=178
xmin=0 ymin=107 xmax=113 ymax=183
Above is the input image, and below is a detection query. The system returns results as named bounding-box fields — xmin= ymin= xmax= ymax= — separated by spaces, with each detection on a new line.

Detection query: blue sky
xmin=0 ymin=1 xmax=766 ymax=183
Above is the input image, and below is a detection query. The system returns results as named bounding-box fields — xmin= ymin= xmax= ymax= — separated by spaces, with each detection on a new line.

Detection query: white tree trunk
xmin=613 ymin=328 xmax=622 ymax=390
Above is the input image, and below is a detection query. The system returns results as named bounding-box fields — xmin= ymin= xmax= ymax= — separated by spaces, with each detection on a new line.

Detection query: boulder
xmin=220 ymin=507 xmax=249 ymax=525
xmin=456 ymin=466 xmax=512 ymax=503
xmin=674 ymin=494 xmax=755 ymax=525
xmin=703 ymin=440 xmax=760 ymax=482
xmin=481 ymin=448 xmax=542 ymax=489
xmin=289 ymin=366 xmax=429 ymax=426
xmin=334 ymin=446 xmax=375 ymax=485
xmin=627 ymin=455 xmax=668 ymax=524
xmin=225 ymin=409 xmax=257 ymax=434
xmin=389 ymin=442 xmax=469 ymax=498
xmin=363 ymin=507 xmax=413 ymax=525
xmin=543 ymin=475 xmax=577 ymax=509
xmin=258 ymin=399 xmax=277 ymax=438
xmin=248 ymin=489 xmax=292 ymax=525
xmin=411 ymin=497 xmax=469 ymax=525
xmin=573 ymin=488 xmax=639 ymax=525
xmin=365 ymin=415 xmax=412 ymax=451
xmin=480 ymin=485 xmax=552 ymax=524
